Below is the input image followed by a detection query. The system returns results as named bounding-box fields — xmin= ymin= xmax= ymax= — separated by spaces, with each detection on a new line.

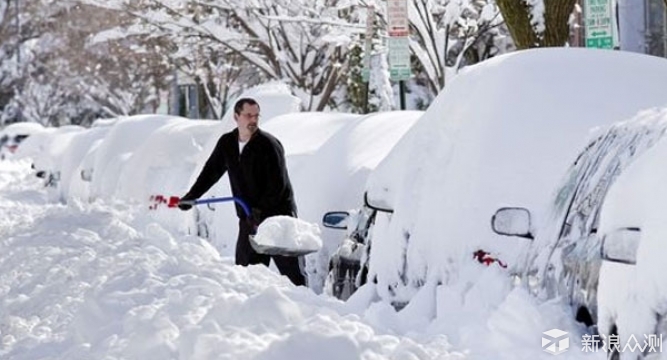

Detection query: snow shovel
xmin=249 ymin=215 xmax=322 ymax=257
xmin=149 ymin=195 xmax=321 ymax=256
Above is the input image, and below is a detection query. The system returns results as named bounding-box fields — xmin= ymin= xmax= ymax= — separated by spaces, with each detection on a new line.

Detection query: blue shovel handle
xmin=180 ymin=196 xmax=251 ymax=217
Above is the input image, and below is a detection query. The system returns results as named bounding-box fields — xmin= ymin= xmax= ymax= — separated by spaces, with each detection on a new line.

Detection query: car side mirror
xmin=322 ymin=211 xmax=350 ymax=229
xmin=601 ymin=227 xmax=641 ymax=265
xmin=80 ymin=168 xmax=93 ymax=182
xmin=364 ymin=192 xmax=394 ymax=213
xmin=491 ymin=207 xmax=534 ymax=240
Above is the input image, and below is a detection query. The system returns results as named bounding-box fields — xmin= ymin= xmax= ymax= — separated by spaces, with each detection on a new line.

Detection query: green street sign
xmin=388 ymin=37 xmax=411 ymax=81
xmin=389 ymin=68 xmax=411 ymax=81
xmin=584 ymin=0 xmax=617 ymax=49
xmin=586 ymin=37 xmax=613 ymax=49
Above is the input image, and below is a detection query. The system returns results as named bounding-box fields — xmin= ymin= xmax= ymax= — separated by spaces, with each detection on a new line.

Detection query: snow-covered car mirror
xmin=322 ymin=211 xmax=350 ymax=230
xmin=80 ymin=168 xmax=93 ymax=182
xmin=363 ymin=192 xmax=393 ymax=213
xmin=491 ymin=207 xmax=534 ymax=240
xmin=601 ymin=227 xmax=641 ymax=265
xmin=46 ymin=171 xmax=61 ymax=188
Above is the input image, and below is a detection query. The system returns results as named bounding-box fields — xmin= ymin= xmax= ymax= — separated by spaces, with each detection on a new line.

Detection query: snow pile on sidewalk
xmin=0 ymin=162 xmax=455 ymax=359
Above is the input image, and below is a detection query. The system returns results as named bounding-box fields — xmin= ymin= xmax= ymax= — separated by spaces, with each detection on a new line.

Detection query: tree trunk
xmin=497 ymin=0 xmax=577 ymax=49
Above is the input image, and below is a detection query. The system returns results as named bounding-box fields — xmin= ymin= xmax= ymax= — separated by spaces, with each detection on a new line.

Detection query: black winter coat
xmin=183 ymin=128 xmax=296 ymax=222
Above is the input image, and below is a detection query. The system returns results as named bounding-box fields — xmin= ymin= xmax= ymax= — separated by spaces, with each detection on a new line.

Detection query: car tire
xmin=607 ymin=325 xmax=620 ymax=360
xmin=325 ymin=254 xmax=361 ymax=300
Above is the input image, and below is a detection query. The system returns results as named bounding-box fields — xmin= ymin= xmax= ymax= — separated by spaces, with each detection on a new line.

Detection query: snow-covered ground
xmin=0 ymin=160 xmax=603 ymax=359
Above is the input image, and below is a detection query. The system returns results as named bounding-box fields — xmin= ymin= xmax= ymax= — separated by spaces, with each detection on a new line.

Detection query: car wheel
xmin=576 ymin=306 xmax=594 ymax=328
xmin=607 ymin=325 xmax=620 ymax=360
xmin=325 ymin=254 xmax=361 ymax=301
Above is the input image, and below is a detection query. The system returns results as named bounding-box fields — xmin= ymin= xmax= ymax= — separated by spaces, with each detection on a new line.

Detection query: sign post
xmin=361 ymin=6 xmax=374 ymax=83
xmin=387 ymin=0 xmax=410 ymax=109
xmin=585 ymin=0 xmax=618 ymax=49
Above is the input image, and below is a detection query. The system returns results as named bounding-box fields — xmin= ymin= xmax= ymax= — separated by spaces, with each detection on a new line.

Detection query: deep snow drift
xmin=0 ymin=160 xmax=601 ymax=359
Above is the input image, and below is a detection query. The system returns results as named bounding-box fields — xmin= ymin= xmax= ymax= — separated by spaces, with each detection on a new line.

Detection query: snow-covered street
xmin=0 ymin=160 xmax=457 ymax=359
xmin=0 ymin=160 xmax=604 ymax=359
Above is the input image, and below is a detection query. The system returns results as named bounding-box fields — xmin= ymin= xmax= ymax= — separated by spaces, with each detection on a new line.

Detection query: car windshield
xmin=14 ymin=134 xmax=29 ymax=143
xmin=527 ymin=120 xmax=667 ymax=280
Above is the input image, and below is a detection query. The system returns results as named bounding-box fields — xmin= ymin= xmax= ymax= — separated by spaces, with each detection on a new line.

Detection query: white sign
xmin=388 ymin=37 xmax=411 ymax=81
xmin=387 ymin=0 xmax=408 ymax=37
xmin=585 ymin=0 xmax=616 ymax=49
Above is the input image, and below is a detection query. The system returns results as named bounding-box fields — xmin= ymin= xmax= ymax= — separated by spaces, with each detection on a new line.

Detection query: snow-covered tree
xmin=345 ymin=1 xmax=511 ymax=111
xmin=0 ymin=0 xmax=35 ymax=122
xmin=3 ymin=0 xmax=514 ymax=122
xmin=82 ymin=0 xmax=366 ymax=111
xmin=1 ymin=1 xmax=168 ymax=125
xmin=368 ymin=52 xmax=394 ymax=111
xmin=59 ymin=4 xmax=172 ymax=118
xmin=348 ymin=0 xmax=511 ymax=101
xmin=495 ymin=0 xmax=577 ymax=49
xmin=404 ymin=0 xmax=509 ymax=94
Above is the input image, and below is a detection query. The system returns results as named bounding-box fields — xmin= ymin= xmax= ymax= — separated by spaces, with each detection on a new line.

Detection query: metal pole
xmin=13 ymin=0 xmax=21 ymax=123
xmin=15 ymin=0 xmax=20 ymax=68
xmin=399 ymin=80 xmax=406 ymax=110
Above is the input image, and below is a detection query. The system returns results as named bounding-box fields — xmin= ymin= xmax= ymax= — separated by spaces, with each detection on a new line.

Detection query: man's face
xmin=235 ymin=103 xmax=260 ymax=135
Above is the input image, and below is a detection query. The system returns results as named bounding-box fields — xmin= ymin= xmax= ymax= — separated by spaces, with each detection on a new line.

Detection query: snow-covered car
xmin=53 ymin=124 xmax=118 ymax=202
xmin=322 ymin=47 xmax=667 ymax=310
xmin=13 ymin=125 xmax=85 ymax=190
xmin=493 ymin=108 xmax=667 ymax=358
xmin=322 ymin=194 xmax=390 ymax=300
xmin=597 ymin=115 xmax=667 ymax=359
xmin=0 ymin=122 xmax=46 ymax=160
xmin=85 ymin=115 xmax=184 ymax=200
xmin=115 ymin=119 xmax=221 ymax=230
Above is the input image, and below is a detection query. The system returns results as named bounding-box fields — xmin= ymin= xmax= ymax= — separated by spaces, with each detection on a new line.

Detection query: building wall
xmin=645 ymin=0 xmax=667 ymax=56
xmin=616 ymin=0 xmax=667 ymax=56
xmin=618 ymin=0 xmax=647 ymax=53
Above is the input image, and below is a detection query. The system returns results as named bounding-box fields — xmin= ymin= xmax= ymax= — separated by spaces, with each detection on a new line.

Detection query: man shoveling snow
xmin=177 ymin=98 xmax=307 ymax=286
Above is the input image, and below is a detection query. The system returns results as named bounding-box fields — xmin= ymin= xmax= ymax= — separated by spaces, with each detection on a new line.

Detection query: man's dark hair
xmin=234 ymin=98 xmax=260 ymax=115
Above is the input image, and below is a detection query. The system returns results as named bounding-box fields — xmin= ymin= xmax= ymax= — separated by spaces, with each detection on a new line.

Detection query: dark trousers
xmin=236 ymin=220 xmax=306 ymax=286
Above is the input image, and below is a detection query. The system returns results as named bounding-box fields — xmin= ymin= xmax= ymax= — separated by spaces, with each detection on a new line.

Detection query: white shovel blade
xmin=249 ymin=235 xmax=318 ymax=256
xmin=250 ymin=216 xmax=323 ymax=256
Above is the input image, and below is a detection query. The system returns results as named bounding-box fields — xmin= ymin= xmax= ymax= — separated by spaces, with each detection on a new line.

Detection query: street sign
xmin=362 ymin=6 xmax=374 ymax=83
xmin=387 ymin=0 xmax=409 ymax=37
xmin=585 ymin=0 xmax=616 ymax=49
xmin=388 ymin=37 xmax=411 ymax=81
